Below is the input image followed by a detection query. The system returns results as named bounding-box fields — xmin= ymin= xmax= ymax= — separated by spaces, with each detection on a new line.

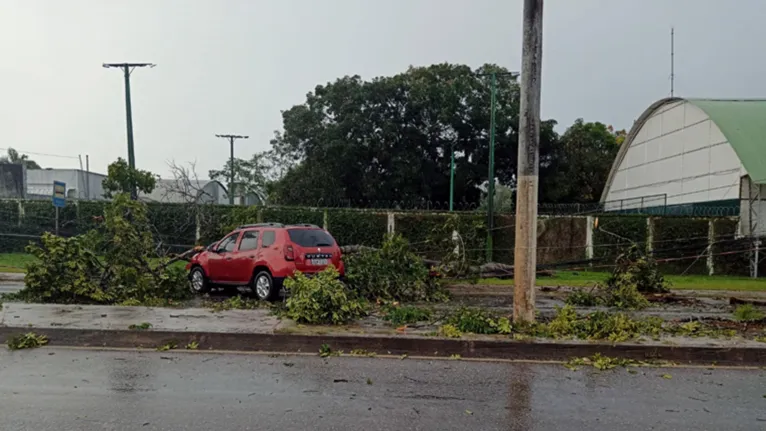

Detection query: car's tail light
xmin=285 ymin=245 xmax=295 ymax=261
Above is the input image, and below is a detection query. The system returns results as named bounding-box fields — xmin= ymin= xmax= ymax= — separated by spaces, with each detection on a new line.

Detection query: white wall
xmin=26 ymin=169 xmax=107 ymax=200
xmin=604 ymin=100 xmax=744 ymax=210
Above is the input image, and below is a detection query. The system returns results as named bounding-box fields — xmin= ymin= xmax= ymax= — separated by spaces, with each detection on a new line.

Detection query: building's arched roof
xmin=601 ymin=97 xmax=766 ymax=202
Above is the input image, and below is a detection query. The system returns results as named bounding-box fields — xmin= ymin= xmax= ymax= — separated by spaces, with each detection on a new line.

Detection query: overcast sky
xmin=1 ymin=0 xmax=763 ymax=178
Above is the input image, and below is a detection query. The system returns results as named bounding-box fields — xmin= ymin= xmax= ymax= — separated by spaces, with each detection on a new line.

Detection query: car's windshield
xmin=287 ymin=229 xmax=335 ymax=247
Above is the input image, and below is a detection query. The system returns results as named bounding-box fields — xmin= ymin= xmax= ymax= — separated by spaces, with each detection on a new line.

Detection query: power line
xmin=0 ymin=147 xmax=79 ymax=160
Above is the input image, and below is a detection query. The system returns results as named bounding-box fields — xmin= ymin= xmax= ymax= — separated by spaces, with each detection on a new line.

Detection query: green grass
xmin=476 ymin=271 xmax=766 ymax=292
xmin=0 ymin=253 xmax=37 ymax=273
xmin=0 ymin=253 xmax=186 ymax=274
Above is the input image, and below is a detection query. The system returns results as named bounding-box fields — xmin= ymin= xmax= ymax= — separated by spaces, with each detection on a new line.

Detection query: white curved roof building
xmin=600 ymin=98 xmax=766 ymax=226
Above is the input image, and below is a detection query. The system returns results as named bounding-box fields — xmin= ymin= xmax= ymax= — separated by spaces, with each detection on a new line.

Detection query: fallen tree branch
xmin=164 ymin=246 xmax=206 ymax=266
xmin=729 ymin=297 xmax=766 ymax=307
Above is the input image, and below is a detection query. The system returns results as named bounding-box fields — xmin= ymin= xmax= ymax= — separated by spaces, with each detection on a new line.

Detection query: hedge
xmin=0 ymin=199 xmax=755 ymax=276
xmin=327 ymin=210 xmax=388 ymax=247
xmin=712 ymin=218 xmax=751 ymax=277
xmin=651 ymin=217 xmax=710 ymax=275
xmin=592 ymin=215 xmax=649 ymax=267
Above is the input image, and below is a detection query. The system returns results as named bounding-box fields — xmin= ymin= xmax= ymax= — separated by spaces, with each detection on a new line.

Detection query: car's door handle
xmin=225 ymin=257 xmax=232 ymax=261
xmin=249 ymin=255 xmax=255 ymax=259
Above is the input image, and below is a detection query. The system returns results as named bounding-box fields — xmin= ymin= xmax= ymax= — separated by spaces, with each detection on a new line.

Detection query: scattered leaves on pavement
xmin=128 ymin=322 xmax=152 ymax=331
xmin=156 ymin=341 xmax=177 ymax=352
xmin=661 ymin=374 xmax=673 ymax=379
xmin=319 ymin=344 xmax=340 ymax=358
xmin=7 ymin=332 xmax=48 ymax=350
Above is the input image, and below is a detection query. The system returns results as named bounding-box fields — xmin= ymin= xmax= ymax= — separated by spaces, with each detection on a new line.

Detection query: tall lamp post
xmin=103 ymin=62 xmax=155 ymax=200
xmin=478 ymin=70 xmax=520 ymax=262
xmin=215 ymin=134 xmax=249 ymax=205
xmin=449 ymin=142 xmax=456 ymax=212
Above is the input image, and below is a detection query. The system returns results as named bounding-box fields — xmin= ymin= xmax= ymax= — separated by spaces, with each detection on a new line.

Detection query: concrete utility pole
xmin=513 ymin=0 xmax=544 ymax=323
xmin=103 ymin=62 xmax=155 ymax=200
xmin=215 ymin=134 xmax=249 ymax=205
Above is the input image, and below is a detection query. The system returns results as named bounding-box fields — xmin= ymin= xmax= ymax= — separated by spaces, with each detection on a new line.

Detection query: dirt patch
xmin=645 ymin=293 xmax=701 ymax=306
xmin=697 ymin=317 xmax=766 ymax=335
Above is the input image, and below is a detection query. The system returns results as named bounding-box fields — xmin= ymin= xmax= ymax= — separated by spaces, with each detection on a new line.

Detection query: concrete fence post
xmin=323 ymin=210 xmax=329 ymax=230
xmin=646 ymin=217 xmax=654 ymax=254
xmin=17 ymin=200 xmax=24 ymax=227
xmin=585 ymin=216 xmax=594 ymax=261
xmin=387 ymin=212 xmax=395 ymax=235
xmin=195 ymin=211 xmax=201 ymax=243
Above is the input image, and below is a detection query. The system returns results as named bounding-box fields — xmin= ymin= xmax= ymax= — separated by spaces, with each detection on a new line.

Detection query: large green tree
xmin=102 ymin=158 xmax=157 ymax=198
xmin=0 ymin=148 xmax=42 ymax=169
xmin=543 ymin=119 xmax=622 ymax=203
xmin=268 ymin=63 xmax=560 ymax=206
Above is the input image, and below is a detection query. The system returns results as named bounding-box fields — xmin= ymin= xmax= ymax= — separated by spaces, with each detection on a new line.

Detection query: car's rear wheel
xmin=189 ymin=267 xmax=210 ymax=294
xmin=252 ymin=271 xmax=277 ymax=301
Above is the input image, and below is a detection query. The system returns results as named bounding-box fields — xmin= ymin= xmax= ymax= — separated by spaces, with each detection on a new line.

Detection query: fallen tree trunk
xmin=339 ymin=245 xmax=554 ymax=279
xmin=729 ymin=297 xmax=766 ymax=307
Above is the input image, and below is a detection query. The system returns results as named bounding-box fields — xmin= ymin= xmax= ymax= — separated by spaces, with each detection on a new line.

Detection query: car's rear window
xmin=287 ymin=229 xmax=335 ymax=247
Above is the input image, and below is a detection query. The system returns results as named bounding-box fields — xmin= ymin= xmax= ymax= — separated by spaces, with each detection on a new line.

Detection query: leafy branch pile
xmin=284 ymin=265 xmax=367 ymax=325
xmin=437 ymin=304 xmax=747 ymax=342
xmin=437 ymin=305 xmax=661 ymax=342
xmin=567 ymin=246 xmax=669 ymax=310
xmin=344 ymin=234 xmax=448 ymax=302
xmin=445 ymin=307 xmax=511 ymax=335
xmin=9 ymin=193 xmax=189 ymax=305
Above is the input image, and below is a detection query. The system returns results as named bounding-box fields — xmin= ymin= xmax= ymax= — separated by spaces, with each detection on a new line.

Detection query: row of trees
xmin=210 ymin=63 xmax=626 ymax=207
xmin=3 ymin=63 xmax=625 ymax=208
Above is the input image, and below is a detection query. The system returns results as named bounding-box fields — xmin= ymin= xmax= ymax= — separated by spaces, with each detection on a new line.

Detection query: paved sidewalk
xmin=0 ymin=302 xmax=283 ymax=334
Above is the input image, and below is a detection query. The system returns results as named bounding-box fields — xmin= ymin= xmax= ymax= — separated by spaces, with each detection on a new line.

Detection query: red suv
xmin=186 ymin=223 xmax=344 ymax=301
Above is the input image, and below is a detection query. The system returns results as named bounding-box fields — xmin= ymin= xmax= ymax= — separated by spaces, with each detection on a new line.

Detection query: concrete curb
xmin=1 ymin=326 xmax=765 ymax=366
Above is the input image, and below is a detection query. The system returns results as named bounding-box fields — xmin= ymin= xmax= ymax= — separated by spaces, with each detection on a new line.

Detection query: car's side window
xmin=261 ymin=231 xmax=276 ymax=247
xmin=239 ymin=231 xmax=259 ymax=251
xmin=218 ymin=233 xmax=238 ymax=253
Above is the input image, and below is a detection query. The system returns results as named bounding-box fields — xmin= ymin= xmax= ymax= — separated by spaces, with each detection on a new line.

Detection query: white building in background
xmin=600 ymin=97 xmax=766 ymax=233
xmin=19 ymin=169 xmax=262 ymax=206
xmin=26 ymin=169 xmax=107 ymax=200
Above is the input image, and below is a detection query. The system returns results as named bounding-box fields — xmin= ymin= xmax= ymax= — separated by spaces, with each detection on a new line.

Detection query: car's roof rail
xmin=236 ymin=222 xmax=284 ymax=229
xmin=286 ymin=223 xmax=321 ymax=229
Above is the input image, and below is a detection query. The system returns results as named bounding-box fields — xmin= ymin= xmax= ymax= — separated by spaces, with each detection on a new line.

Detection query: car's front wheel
xmin=252 ymin=271 xmax=278 ymax=301
xmin=189 ymin=267 xmax=210 ymax=294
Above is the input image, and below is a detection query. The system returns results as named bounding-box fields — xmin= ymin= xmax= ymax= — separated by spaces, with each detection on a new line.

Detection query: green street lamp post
xmin=480 ymin=71 xmax=520 ymax=262
xmin=449 ymin=142 xmax=455 ymax=212
xmin=103 ymin=62 xmax=155 ymax=200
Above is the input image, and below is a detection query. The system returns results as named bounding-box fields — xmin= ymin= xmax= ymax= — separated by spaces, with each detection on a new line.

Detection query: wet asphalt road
xmin=1 ymin=349 xmax=765 ymax=431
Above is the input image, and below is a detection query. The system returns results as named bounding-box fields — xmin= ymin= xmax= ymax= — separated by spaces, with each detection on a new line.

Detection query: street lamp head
xmin=102 ymin=63 xmax=156 ymax=69
xmin=215 ymin=134 xmax=249 ymax=139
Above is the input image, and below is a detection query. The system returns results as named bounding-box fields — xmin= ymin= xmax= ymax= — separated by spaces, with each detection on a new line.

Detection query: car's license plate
xmin=310 ymin=258 xmax=328 ymax=266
